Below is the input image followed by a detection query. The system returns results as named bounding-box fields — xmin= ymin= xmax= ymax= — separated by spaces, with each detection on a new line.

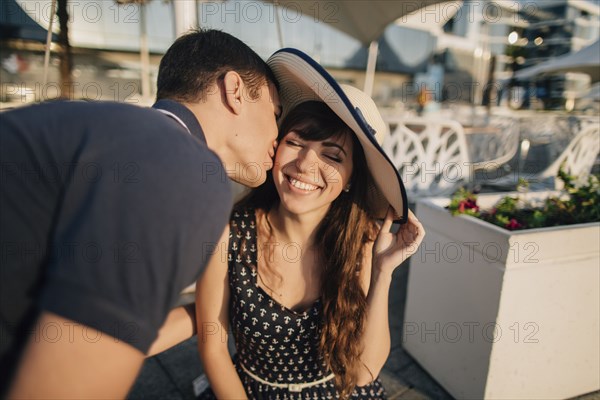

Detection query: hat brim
xmin=267 ymin=48 xmax=408 ymax=224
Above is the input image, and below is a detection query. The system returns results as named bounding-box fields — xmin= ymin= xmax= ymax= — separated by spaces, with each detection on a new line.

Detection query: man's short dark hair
xmin=156 ymin=29 xmax=277 ymax=103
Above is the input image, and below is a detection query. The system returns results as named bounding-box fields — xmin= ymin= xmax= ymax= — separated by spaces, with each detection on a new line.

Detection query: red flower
xmin=505 ymin=218 xmax=523 ymax=230
xmin=458 ymin=199 xmax=479 ymax=213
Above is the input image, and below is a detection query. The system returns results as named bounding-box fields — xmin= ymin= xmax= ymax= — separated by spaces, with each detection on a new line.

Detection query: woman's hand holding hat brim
xmin=372 ymin=208 xmax=425 ymax=275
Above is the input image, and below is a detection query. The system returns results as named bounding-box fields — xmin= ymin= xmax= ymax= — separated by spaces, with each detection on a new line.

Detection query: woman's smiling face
xmin=273 ymin=129 xmax=354 ymax=218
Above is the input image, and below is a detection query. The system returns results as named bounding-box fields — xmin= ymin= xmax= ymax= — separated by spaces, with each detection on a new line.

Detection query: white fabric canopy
xmin=264 ymin=0 xmax=449 ymax=45
xmin=264 ymin=0 xmax=451 ymax=96
xmin=515 ymin=40 xmax=600 ymax=83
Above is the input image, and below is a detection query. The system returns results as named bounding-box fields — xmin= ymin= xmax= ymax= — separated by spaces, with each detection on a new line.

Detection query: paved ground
xmin=129 ymin=264 xmax=600 ymax=399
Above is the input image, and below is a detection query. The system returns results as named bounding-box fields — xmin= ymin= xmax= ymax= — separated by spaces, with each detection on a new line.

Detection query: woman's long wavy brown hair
xmin=237 ymin=101 xmax=378 ymax=398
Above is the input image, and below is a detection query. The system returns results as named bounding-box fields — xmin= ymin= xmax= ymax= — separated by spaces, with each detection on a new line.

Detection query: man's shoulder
xmin=2 ymin=101 xmax=177 ymax=144
xmin=4 ymin=100 xmax=155 ymax=118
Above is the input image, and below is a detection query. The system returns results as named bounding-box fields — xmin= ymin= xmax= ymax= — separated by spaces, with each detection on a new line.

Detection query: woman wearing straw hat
xmin=196 ymin=49 xmax=425 ymax=399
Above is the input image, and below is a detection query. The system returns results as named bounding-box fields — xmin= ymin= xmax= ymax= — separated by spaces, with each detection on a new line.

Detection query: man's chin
xmin=230 ymin=174 xmax=267 ymax=188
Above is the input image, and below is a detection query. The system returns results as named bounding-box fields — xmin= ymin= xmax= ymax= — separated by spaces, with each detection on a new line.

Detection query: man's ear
xmin=222 ymin=71 xmax=243 ymax=115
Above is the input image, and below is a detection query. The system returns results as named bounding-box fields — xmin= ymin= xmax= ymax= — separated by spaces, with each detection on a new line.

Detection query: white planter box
xmin=404 ymin=192 xmax=600 ymax=399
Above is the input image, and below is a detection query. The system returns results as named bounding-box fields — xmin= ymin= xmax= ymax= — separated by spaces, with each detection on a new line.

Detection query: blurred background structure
xmin=1 ymin=0 xmax=599 ymax=112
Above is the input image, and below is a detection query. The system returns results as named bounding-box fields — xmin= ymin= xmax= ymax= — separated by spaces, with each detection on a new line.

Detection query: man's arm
xmin=8 ymin=312 xmax=144 ymax=399
xmin=147 ymin=303 xmax=196 ymax=357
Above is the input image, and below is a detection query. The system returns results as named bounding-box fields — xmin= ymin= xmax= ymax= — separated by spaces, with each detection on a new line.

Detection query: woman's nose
xmin=295 ymin=147 xmax=319 ymax=175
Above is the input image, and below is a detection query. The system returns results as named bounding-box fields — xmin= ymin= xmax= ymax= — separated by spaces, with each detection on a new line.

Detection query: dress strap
xmin=227 ymin=208 xmax=258 ymax=280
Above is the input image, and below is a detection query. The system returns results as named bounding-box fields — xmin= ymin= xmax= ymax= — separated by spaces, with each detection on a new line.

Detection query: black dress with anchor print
xmin=202 ymin=208 xmax=386 ymax=400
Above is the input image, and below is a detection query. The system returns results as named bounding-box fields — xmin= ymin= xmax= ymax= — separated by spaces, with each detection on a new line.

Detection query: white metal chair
xmin=467 ymin=116 xmax=521 ymax=172
xmin=383 ymin=116 xmax=472 ymax=199
xmin=484 ymin=123 xmax=600 ymax=190
xmin=540 ymin=123 xmax=600 ymax=185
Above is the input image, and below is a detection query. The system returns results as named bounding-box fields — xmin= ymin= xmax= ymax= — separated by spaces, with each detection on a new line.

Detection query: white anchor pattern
xmin=199 ymin=208 xmax=386 ymax=399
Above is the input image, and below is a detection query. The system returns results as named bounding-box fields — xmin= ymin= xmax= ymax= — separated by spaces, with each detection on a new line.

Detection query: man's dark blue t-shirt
xmin=0 ymin=100 xmax=232 ymax=384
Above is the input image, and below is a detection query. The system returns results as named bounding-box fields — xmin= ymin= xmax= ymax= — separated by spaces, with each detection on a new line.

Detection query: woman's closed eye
xmin=324 ymin=153 xmax=342 ymax=163
xmin=285 ymin=139 xmax=302 ymax=147
xmin=285 ymin=138 xmax=344 ymax=163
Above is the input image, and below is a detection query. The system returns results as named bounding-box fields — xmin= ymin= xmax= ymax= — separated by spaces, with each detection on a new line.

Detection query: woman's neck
xmin=267 ymin=204 xmax=328 ymax=249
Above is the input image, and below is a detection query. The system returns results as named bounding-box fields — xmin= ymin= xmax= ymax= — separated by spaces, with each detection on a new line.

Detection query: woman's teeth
xmin=289 ymin=177 xmax=319 ymax=191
